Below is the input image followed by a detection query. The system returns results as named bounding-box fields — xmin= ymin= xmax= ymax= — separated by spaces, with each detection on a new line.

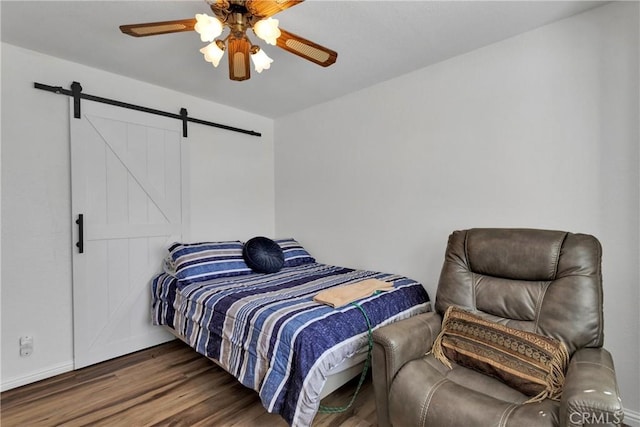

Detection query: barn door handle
xmin=75 ymin=214 xmax=84 ymax=254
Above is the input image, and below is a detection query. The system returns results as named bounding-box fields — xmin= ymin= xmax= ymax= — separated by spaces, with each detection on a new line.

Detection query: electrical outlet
xmin=19 ymin=336 xmax=33 ymax=357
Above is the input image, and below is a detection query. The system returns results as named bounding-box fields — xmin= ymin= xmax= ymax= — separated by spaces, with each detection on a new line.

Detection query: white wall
xmin=0 ymin=43 xmax=275 ymax=390
xmin=275 ymin=2 xmax=639 ymax=422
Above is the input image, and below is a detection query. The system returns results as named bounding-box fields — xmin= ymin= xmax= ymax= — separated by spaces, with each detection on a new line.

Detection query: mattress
xmin=152 ymin=262 xmax=430 ymax=426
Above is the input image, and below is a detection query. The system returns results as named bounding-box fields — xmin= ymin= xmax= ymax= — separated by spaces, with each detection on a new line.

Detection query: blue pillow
xmin=274 ymin=238 xmax=316 ymax=267
xmin=243 ymin=237 xmax=285 ymax=274
xmin=165 ymin=241 xmax=252 ymax=283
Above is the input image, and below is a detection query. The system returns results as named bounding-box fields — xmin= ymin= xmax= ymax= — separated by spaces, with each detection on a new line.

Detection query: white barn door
xmin=70 ymin=100 xmax=186 ymax=369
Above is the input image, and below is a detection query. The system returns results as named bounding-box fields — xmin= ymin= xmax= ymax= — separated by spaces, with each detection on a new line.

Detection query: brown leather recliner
xmin=372 ymin=229 xmax=624 ymax=426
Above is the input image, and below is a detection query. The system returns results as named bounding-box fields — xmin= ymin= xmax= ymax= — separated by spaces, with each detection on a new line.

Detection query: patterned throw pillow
xmin=431 ymin=306 xmax=569 ymax=402
xmin=274 ymin=238 xmax=316 ymax=267
xmin=165 ymin=241 xmax=252 ymax=284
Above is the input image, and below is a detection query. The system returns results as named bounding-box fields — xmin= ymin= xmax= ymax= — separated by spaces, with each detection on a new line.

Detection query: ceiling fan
xmin=120 ymin=0 xmax=338 ymax=81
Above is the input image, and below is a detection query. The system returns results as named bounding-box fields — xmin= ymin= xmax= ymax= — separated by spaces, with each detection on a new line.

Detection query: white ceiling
xmin=1 ymin=1 xmax=608 ymax=118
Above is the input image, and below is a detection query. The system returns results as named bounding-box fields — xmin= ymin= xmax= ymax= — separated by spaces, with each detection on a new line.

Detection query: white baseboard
xmin=625 ymin=408 xmax=640 ymax=427
xmin=1 ymin=361 xmax=74 ymax=392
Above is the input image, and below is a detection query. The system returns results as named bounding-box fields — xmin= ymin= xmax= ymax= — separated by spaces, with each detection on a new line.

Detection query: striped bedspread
xmin=152 ymin=262 xmax=430 ymax=426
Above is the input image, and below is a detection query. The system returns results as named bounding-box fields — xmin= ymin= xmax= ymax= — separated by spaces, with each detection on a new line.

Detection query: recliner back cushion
xmin=435 ymin=228 xmax=604 ymax=355
xmin=467 ymin=229 xmax=564 ymax=281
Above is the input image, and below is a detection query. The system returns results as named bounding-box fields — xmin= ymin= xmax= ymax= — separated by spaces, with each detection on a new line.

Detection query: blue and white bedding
xmin=152 ymin=262 xmax=430 ymax=426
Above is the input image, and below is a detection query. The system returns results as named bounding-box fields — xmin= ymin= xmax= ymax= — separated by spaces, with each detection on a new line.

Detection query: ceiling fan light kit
xmin=119 ymin=0 xmax=338 ymax=82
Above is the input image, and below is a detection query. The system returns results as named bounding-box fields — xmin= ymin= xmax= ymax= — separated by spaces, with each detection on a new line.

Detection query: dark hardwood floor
xmin=0 ymin=340 xmax=377 ymax=426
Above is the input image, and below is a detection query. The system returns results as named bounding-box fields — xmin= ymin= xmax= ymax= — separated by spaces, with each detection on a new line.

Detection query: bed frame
xmin=165 ymin=326 xmax=367 ymax=400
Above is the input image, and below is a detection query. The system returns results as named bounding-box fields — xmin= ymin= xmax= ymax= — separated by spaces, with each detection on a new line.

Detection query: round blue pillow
xmin=243 ymin=237 xmax=284 ymax=274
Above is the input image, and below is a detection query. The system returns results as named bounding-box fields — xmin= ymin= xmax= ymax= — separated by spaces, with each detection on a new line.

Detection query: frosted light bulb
xmin=200 ymin=41 xmax=224 ymax=67
xmin=250 ymin=48 xmax=273 ymax=73
xmin=253 ymin=18 xmax=281 ymax=46
xmin=194 ymin=13 xmax=223 ymax=43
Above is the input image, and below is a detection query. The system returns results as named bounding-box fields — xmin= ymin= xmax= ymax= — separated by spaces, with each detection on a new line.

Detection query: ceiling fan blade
xmin=245 ymin=0 xmax=304 ymax=18
xmin=276 ymin=28 xmax=337 ymax=67
xmin=228 ymin=36 xmax=251 ymax=81
xmin=120 ymin=19 xmax=196 ymax=37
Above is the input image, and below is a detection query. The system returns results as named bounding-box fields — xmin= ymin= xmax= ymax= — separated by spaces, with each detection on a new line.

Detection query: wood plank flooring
xmin=1 ymin=340 xmax=378 ymax=426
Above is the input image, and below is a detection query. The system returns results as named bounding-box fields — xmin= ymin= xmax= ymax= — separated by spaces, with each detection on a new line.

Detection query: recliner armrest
xmin=560 ymin=347 xmax=624 ymax=427
xmin=372 ymin=311 xmax=442 ymax=427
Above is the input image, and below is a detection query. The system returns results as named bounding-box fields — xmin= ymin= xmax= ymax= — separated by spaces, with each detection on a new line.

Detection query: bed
xmin=151 ymin=239 xmax=430 ymax=426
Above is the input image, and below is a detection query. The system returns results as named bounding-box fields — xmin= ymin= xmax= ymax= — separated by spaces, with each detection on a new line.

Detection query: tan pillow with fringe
xmin=431 ymin=306 xmax=569 ymax=403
